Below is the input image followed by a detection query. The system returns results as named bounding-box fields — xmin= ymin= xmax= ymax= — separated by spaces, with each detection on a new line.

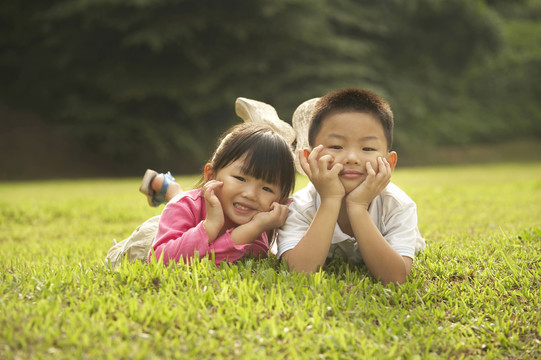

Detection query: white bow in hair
xmin=235 ymin=97 xmax=319 ymax=174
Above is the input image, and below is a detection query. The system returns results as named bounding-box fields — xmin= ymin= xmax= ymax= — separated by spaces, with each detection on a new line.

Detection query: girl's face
xmin=206 ymin=156 xmax=282 ymax=227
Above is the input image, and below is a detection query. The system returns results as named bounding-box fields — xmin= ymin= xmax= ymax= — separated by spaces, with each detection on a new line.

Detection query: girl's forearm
xmin=230 ymin=222 xmax=264 ymax=245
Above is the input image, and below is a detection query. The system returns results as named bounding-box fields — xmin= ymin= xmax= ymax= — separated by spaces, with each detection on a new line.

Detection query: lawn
xmin=1 ymin=163 xmax=540 ymax=359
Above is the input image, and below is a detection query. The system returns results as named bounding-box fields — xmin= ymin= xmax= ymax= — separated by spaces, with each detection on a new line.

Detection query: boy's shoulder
xmin=289 ymin=182 xmax=320 ymax=216
xmin=291 ymin=182 xmax=318 ymax=203
xmin=380 ymin=182 xmax=415 ymax=204
xmin=375 ymin=182 xmax=418 ymax=216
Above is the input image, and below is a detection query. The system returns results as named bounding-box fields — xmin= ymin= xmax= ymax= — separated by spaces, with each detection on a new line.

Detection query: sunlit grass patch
xmin=1 ymin=163 xmax=540 ymax=359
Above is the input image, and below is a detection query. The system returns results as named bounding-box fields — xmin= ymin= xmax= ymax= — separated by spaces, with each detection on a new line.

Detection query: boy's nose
xmin=344 ymin=150 xmax=360 ymax=164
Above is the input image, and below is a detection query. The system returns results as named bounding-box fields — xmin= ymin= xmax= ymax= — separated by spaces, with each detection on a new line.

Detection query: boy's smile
xmin=312 ymin=111 xmax=396 ymax=194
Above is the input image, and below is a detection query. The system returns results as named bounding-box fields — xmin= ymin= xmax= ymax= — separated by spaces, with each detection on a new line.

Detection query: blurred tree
xmin=0 ymin=0 xmax=537 ymax=178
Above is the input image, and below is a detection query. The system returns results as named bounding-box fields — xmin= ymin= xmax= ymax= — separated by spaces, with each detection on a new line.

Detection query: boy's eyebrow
xmin=326 ymin=133 xmax=379 ymax=141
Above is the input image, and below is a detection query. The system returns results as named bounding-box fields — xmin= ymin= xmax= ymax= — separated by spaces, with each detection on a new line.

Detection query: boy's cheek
xmin=367 ymin=160 xmax=379 ymax=173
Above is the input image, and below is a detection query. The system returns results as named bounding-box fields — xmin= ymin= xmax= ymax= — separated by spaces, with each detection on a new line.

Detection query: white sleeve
xmin=276 ymin=196 xmax=315 ymax=259
xmin=382 ymin=201 xmax=425 ymax=260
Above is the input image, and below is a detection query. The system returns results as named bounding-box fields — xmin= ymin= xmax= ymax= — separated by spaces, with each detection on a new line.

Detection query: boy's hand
xmin=202 ymin=180 xmax=224 ymax=242
xmin=346 ymin=157 xmax=392 ymax=210
xmin=300 ymin=146 xmax=345 ymax=200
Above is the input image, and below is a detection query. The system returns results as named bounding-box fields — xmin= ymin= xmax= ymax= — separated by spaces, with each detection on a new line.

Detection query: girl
xmin=106 ymin=123 xmax=296 ymax=267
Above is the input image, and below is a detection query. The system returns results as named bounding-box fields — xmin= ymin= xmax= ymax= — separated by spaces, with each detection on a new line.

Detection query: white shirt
xmin=277 ymin=182 xmax=425 ymax=263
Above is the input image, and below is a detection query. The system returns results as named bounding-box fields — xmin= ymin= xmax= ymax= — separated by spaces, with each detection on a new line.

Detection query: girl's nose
xmin=242 ymin=185 xmax=257 ymax=199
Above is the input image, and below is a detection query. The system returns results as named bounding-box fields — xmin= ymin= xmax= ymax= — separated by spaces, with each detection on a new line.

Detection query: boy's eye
xmin=233 ymin=176 xmax=246 ymax=182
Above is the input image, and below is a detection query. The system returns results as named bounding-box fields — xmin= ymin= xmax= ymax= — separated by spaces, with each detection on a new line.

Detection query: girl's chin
xmin=223 ymin=215 xmax=253 ymax=228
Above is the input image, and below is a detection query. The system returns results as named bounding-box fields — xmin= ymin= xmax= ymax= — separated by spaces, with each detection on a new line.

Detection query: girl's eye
xmin=363 ymin=147 xmax=376 ymax=151
xmin=262 ymin=186 xmax=274 ymax=193
xmin=233 ymin=176 xmax=246 ymax=182
xmin=329 ymin=145 xmax=342 ymax=150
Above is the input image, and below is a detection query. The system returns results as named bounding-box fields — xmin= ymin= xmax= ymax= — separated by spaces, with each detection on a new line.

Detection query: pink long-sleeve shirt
xmin=147 ymin=189 xmax=269 ymax=265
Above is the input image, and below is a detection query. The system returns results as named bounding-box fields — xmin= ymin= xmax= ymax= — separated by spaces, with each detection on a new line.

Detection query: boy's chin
xmin=341 ymin=178 xmax=365 ymax=194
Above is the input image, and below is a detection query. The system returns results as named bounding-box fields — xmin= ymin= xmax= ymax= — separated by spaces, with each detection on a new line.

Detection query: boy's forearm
xmin=283 ymin=198 xmax=342 ymax=273
xmin=348 ymin=205 xmax=409 ymax=284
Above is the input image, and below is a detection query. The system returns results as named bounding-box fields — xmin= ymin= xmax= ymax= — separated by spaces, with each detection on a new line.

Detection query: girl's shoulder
xmin=161 ymin=188 xmax=205 ymax=221
xmin=167 ymin=188 xmax=204 ymax=208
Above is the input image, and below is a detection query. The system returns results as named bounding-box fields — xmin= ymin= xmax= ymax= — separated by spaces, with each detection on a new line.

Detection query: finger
xmin=382 ymin=157 xmax=391 ymax=174
xmin=329 ymin=162 xmax=344 ymax=177
xmin=366 ymin=161 xmax=376 ymax=177
xmin=279 ymin=206 xmax=290 ymax=222
xmin=376 ymin=157 xmax=385 ymax=176
xmin=307 ymin=145 xmax=323 ymax=162
xmin=307 ymin=145 xmax=323 ymax=176
xmin=377 ymin=157 xmax=391 ymax=178
xmin=308 ymin=145 xmax=324 ymax=174
xmin=299 ymin=149 xmax=312 ymax=177
xmin=318 ymin=154 xmax=334 ymax=173
xmin=208 ymin=180 xmax=224 ymax=191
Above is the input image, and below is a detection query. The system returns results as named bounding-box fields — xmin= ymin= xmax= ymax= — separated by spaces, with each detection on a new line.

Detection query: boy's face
xmin=311 ymin=111 xmax=396 ymax=194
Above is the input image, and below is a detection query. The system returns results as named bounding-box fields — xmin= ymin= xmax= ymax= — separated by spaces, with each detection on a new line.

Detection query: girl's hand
xmin=299 ymin=146 xmax=345 ymax=200
xmin=230 ymin=201 xmax=291 ymax=245
xmin=251 ymin=201 xmax=291 ymax=232
xmin=202 ymin=180 xmax=224 ymax=242
xmin=346 ymin=157 xmax=392 ymax=210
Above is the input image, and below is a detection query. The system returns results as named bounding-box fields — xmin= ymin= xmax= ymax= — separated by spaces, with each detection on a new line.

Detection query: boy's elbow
xmin=380 ymin=261 xmax=411 ymax=285
xmin=380 ymin=273 xmax=408 ymax=286
xmin=282 ymin=251 xmax=321 ymax=274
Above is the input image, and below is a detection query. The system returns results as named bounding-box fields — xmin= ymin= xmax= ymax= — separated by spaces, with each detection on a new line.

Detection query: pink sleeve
xmin=148 ymin=193 xmax=269 ymax=265
xmin=148 ymin=196 xmax=211 ymax=265
xmin=208 ymin=229 xmax=269 ymax=263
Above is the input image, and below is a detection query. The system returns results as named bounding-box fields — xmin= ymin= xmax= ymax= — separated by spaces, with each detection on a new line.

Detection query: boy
xmin=277 ymin=88 xmax=425 ymax=284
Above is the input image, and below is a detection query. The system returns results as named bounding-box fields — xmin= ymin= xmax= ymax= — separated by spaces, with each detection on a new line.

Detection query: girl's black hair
xmin=207 ymin=123 xmax=296 ymax=200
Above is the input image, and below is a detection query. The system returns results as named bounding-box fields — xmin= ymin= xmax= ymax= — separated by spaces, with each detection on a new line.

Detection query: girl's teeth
xmin=234 ymin=203 xmax=250 ymax=210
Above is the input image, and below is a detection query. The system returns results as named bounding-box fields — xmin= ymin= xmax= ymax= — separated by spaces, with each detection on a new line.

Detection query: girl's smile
xmin=210 ymin=157 xmax=281 ymax=227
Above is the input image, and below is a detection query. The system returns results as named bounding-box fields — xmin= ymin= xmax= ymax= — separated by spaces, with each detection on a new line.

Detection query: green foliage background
xmin=1 ymin=0 xmax=540 ymax=179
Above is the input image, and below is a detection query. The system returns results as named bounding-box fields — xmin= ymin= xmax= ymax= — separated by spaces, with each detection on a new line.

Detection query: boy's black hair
xmin=208 ymin=123 xmax=295 ymax=200
xmin=308 ymin=88 xmax=394 ymax=151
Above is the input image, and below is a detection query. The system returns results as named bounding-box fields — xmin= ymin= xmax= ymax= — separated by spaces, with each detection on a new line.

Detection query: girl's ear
xmin=387 ymin=151 xmax=398 ymax=172
xmin=203 ymin=164 xmax=214 ymax=182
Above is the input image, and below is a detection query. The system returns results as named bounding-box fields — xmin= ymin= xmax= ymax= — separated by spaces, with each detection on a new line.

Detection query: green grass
xmin=1 ymin=163 xmax=540 ymax=359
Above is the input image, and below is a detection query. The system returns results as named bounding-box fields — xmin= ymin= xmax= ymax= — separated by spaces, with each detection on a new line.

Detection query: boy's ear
xmin=203 ymin=164 xmax=214 ymax=182
xmin=387 ymin=151 xmax=398 ymax=172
